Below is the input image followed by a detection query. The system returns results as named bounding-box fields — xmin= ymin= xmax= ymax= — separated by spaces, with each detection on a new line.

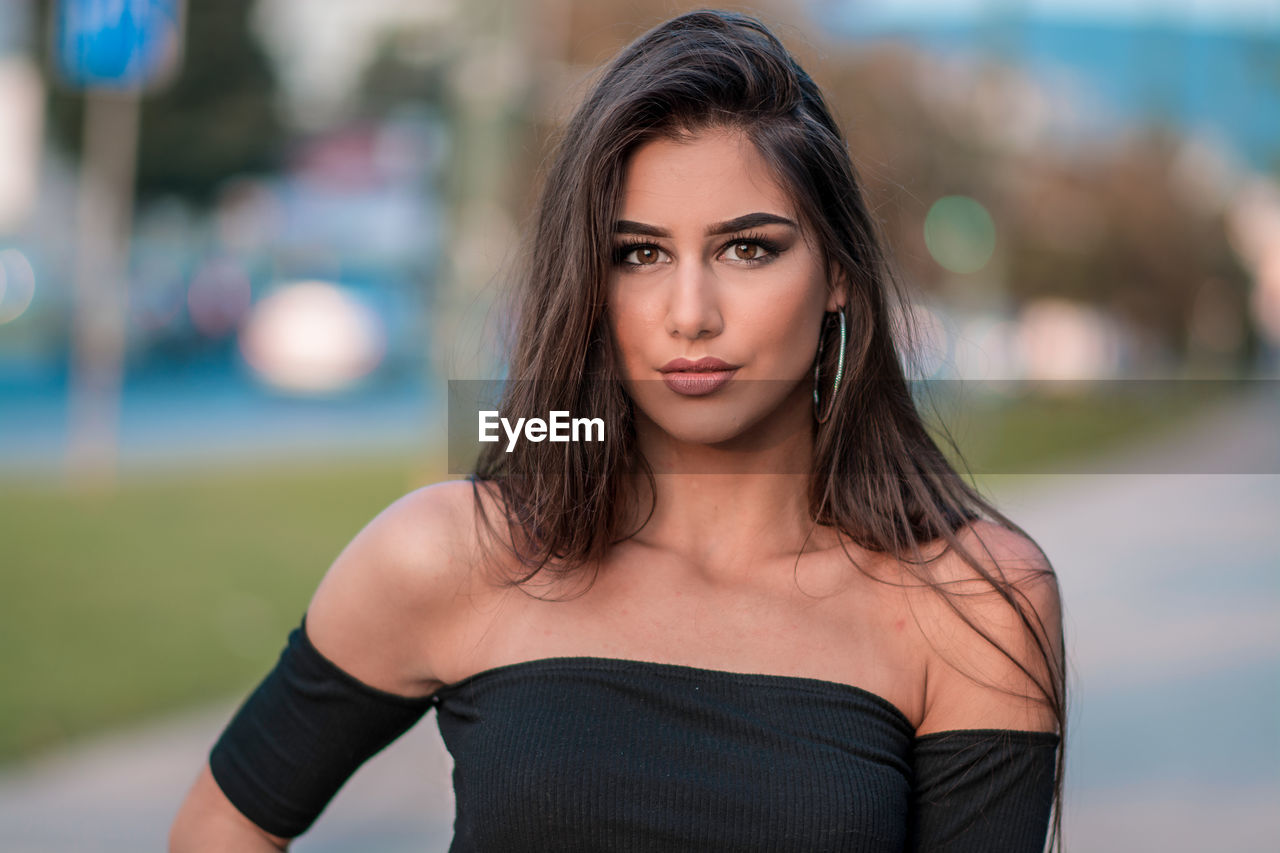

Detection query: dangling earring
xmin=813 ymin=305 xmax=846 ymax=424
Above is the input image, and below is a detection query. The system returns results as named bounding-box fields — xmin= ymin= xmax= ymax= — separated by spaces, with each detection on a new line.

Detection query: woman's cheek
xmin=746 ymin=296 xmax=814 ymax=374
xmin=610 ymin=314 xmax=650 ymax=379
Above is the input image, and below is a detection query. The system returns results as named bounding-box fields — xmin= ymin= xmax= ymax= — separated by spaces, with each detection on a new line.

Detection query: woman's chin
xmin=654 ymin=423 xmax=750 ymax=450
xmin=629 ymin=381 xmax=810 ymax=459
xmin=637 ymin=408 xmax=799 ymax=463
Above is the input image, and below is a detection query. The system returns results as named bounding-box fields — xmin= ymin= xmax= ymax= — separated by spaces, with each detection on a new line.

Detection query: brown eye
xmin=725 ymin=240 xmax=774 ymax=263
xmin=615 ymin=243 xmax=666 ymax=267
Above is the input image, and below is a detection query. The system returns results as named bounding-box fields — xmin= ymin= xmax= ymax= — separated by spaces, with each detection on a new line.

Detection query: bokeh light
xmin=923 ymin=195 xmax=997 ymax=274
xmin=237 ymin=279 xmax=386 ymax=393
xmin=953 ymin=315 xmax=1020 ymax=379
xmin=907 ymin=302 xmax=954 ymax=379
xmin=1252 ymin=253 xmax=1280 ymax=345
xmin=1014 ymin=297 xmax=1124 ymax=379
xmin=0 ymin=248 xmax=36 ymax=325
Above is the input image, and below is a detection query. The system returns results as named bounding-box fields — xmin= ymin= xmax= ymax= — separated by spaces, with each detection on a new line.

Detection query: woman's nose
xmin=665 ymin=258 xmax=723 ymax=340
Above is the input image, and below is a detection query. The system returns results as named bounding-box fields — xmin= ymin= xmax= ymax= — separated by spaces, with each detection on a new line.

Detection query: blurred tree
xmin=355 ymin=0 xmax=1257 ymax=371
xmin=37 ymin=0 xmax=286 ymax=205
xmin=813 ymin=44 xmax=1258 ymax=370
xmin=356 ymin=39 xmax=450 ymax=123
xmin=1066 ymin=126 xmax=1251 ymax=364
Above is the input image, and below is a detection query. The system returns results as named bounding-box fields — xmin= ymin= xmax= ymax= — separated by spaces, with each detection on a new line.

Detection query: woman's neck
xmin=624 ymin=393 xmax=831 ymax=568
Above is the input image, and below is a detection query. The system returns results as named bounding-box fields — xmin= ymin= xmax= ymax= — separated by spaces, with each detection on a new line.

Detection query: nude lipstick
xmin=658 ymin=357 xmax=740 ymax=397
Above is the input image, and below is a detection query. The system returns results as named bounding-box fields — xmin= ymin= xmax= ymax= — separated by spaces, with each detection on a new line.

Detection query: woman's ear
xmin=826 ymin=267 xmax=850 ymax=313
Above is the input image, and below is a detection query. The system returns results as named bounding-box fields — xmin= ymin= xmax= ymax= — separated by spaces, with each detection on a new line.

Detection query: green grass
xmin=919 ymin=379 xmax=1235 ymax=482
xmin=0 ymin=383 xmax=1240 ymax=765
xmin=0 ymin=451 xmax=446 ymax=765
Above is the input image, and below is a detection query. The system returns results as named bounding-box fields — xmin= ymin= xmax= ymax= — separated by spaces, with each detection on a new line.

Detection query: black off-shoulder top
xmin=209 ymin=616 xmax=1059 ymax=851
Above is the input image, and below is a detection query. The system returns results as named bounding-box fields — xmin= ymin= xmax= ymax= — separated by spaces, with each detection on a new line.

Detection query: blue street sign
xmin=54 ymin=0 xmax=184 ymax=91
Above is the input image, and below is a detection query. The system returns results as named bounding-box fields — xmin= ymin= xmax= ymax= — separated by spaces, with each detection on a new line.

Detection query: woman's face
xmin=606 ymin=126 xmax=843 ymax=450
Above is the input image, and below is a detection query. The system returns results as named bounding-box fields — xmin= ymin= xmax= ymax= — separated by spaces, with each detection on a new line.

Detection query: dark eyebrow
xmin=613 ymin=212 xmax=798 ymax=239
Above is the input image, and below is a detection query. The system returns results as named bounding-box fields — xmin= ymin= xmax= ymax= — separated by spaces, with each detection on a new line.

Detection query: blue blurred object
xmin=53 ymin=0 xmax=184 ymax=91
xmin=811 ymin=4 xmax=1280 ymax=174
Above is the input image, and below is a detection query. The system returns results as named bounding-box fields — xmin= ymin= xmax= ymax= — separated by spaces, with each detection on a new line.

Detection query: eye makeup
xmin=611 ymin=231 xmax=788 ymax=269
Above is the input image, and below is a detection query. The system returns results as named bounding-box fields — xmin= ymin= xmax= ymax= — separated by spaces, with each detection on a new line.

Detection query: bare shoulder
xmin=302 ymin=478 xmax=493 ymax=698
xmin=171 ymin=481 xmax=497 ymax=849
xmin=911 ymin=519 xmax=1063 ymax=735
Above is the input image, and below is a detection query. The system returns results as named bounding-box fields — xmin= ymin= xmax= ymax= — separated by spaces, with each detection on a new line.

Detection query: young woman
xmin=172 ymin=10 xmax=1065 ymax=852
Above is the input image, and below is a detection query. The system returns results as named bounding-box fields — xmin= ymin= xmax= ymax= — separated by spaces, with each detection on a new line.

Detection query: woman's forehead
xmin=617 ymin=129 xmax=796 ymax=226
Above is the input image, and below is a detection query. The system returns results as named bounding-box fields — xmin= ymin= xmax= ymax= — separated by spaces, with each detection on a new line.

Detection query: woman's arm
xmin=168 ymin=481 xmax=477 ymax=850
xmin=170 ymin=763 xmax=292 ymax=851
xmin=905 ymin=521 xmax=1064 ymax=852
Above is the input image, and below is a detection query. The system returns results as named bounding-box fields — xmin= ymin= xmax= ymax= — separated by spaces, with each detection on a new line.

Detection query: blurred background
xmin=0 ymin=1 xmax=1276 ymax=851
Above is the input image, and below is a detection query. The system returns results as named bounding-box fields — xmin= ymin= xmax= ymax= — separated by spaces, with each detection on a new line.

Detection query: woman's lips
xmin=657 ymin=357 xmax=741 ymax=396
xmin=660 ymin=368 xmax=737 ymax=396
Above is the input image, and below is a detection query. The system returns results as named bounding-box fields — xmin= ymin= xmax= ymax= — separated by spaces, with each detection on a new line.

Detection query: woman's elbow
xmin=169 ymin=763 xmax=292 ymax=852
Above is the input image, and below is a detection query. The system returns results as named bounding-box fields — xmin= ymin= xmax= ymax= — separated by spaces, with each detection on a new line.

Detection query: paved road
xmin=0 ymin=699 xmax=457 ymax=853
xmin=1 ymin=385 xmax=1276 ymax=852
xmin=985 ymin=385 xmax=1280 ymax=852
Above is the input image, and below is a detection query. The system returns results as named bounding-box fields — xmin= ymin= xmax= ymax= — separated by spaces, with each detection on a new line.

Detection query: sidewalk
xmin=0 ymin=699 xmax=455 ymax=853
xmin=980 ymin=383 xmax=1280 ymax=852
xmin=1 ymin=384 xmax=1276 ymax=852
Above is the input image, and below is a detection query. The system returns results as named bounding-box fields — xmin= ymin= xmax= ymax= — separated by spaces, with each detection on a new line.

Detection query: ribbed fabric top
xmin=429 ymin=657 xmax=1059 ymax=853
xmin=209 ymin=617 xmax=1059 ymax=850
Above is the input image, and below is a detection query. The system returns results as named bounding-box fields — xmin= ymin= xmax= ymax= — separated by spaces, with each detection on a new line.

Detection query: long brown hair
xmin=468 ymin=9 xmax=1066 ymax=850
